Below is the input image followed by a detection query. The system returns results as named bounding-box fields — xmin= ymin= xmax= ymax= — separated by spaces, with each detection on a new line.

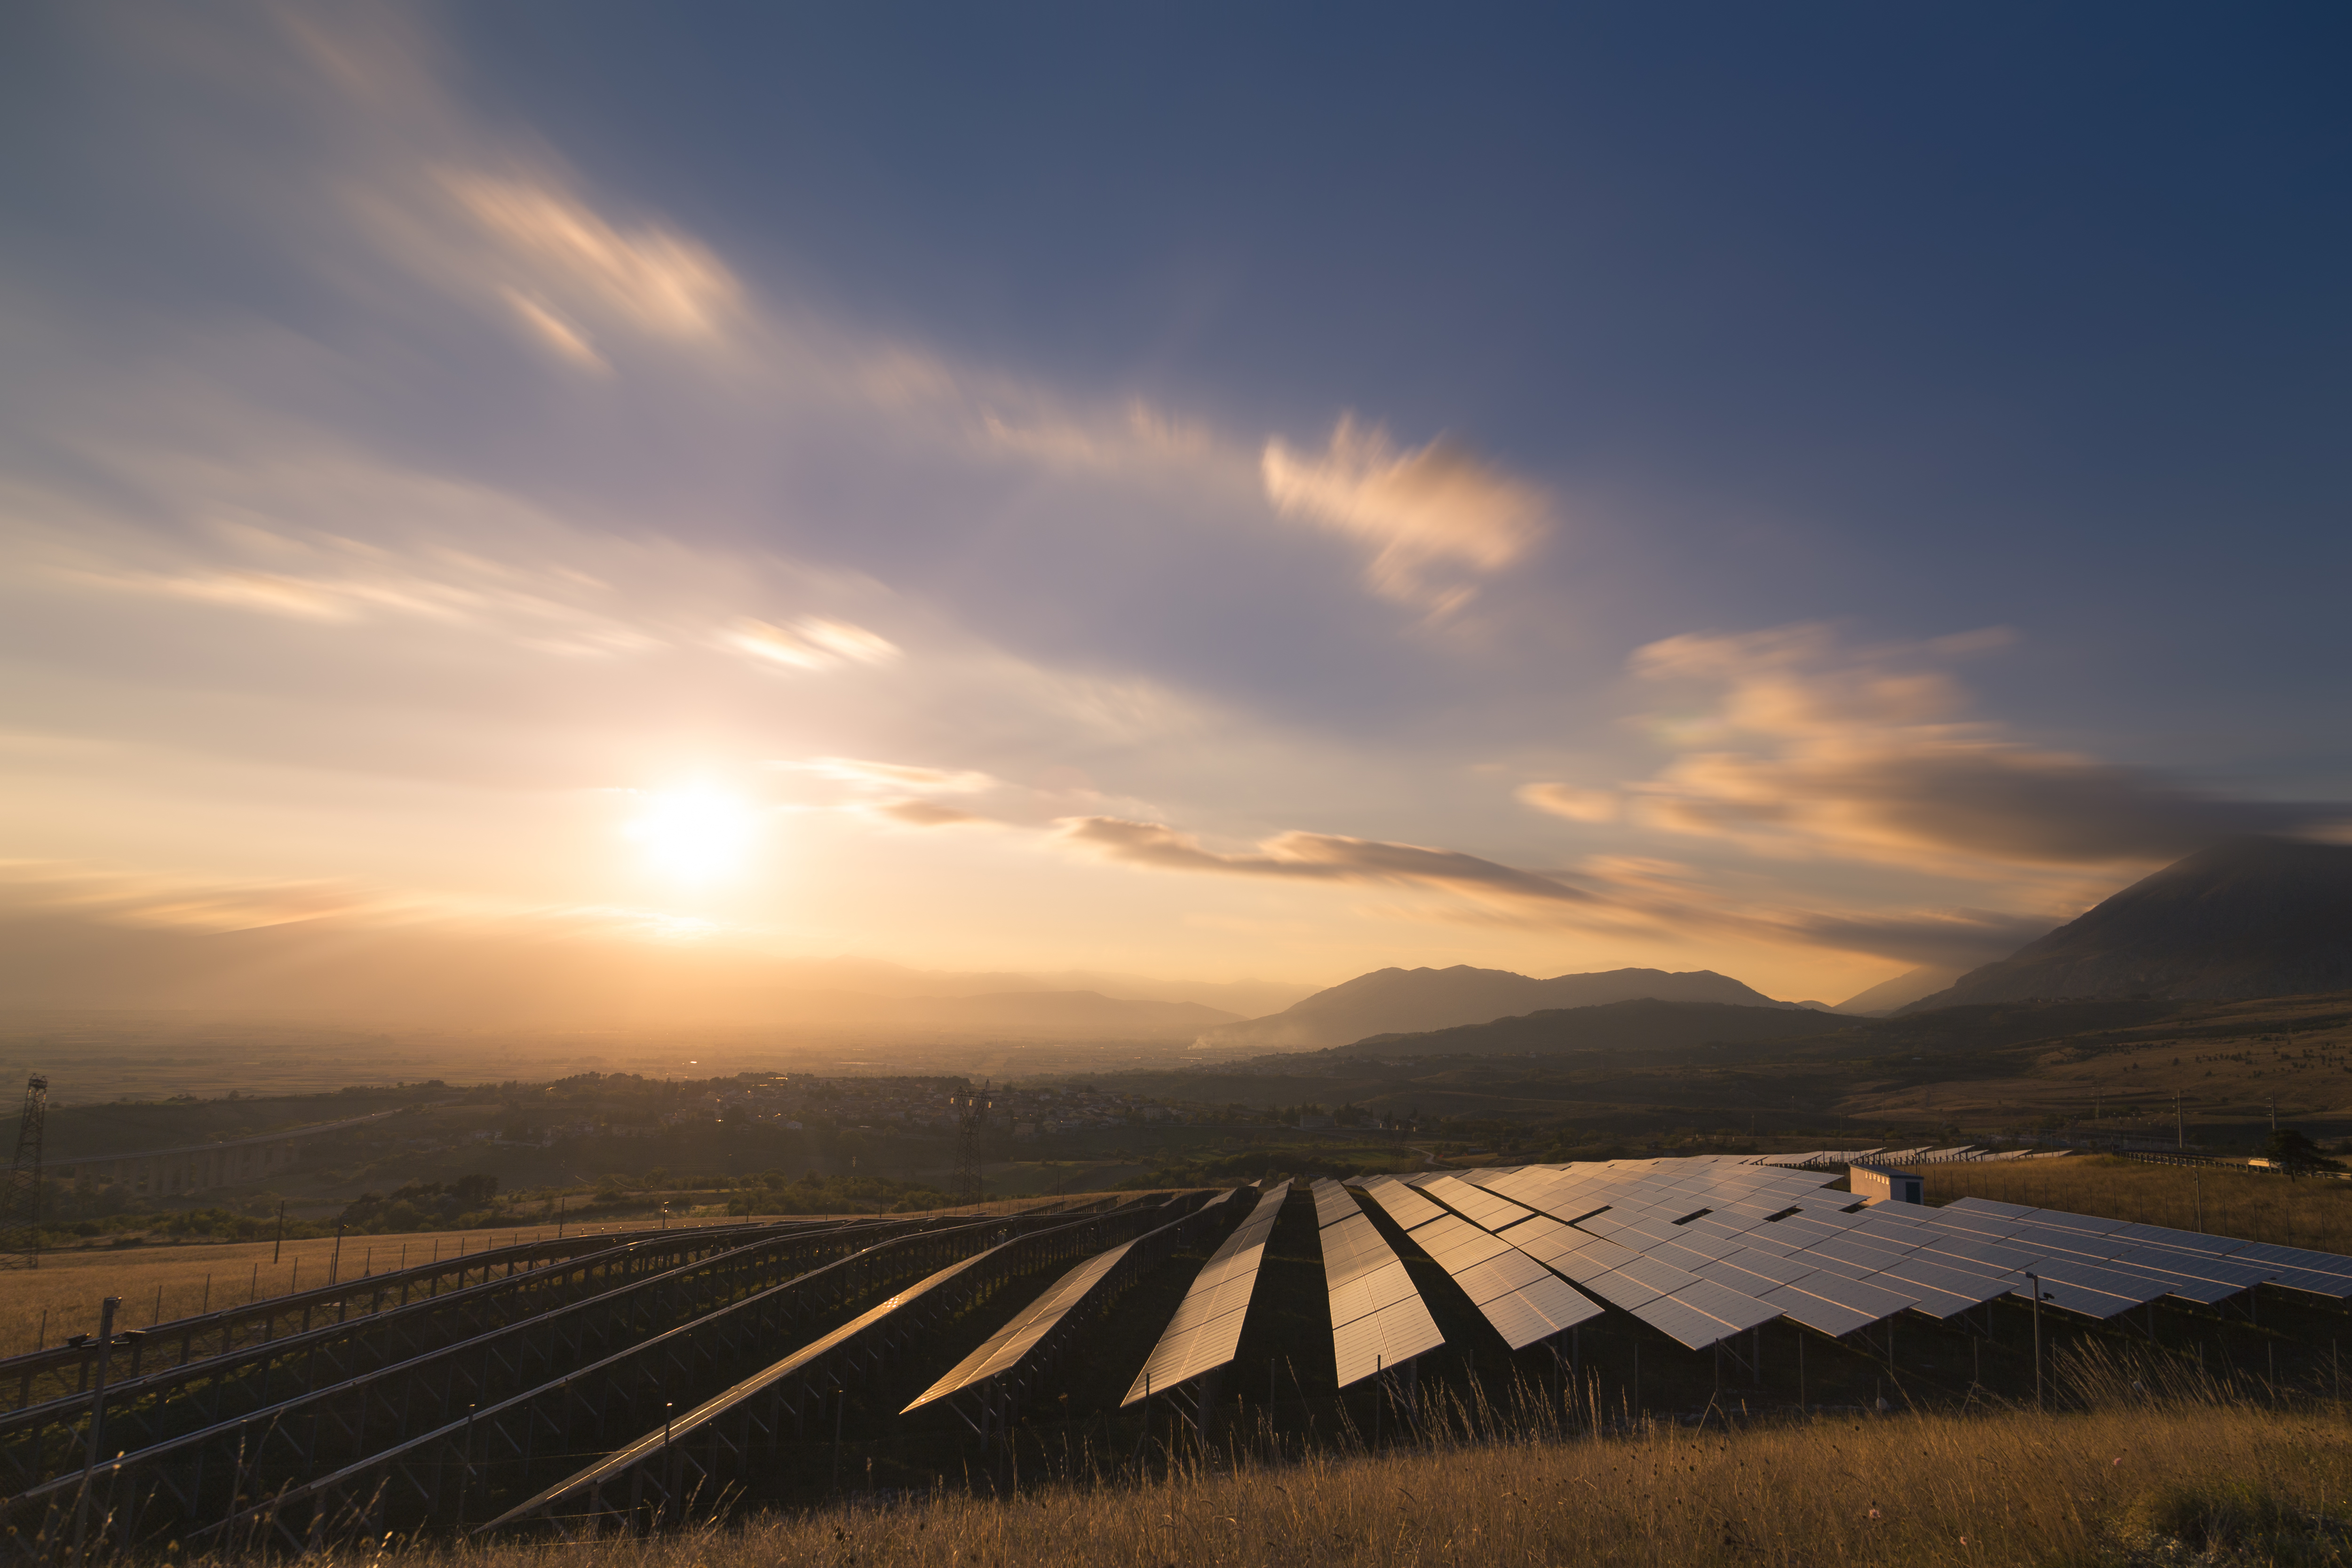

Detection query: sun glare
xmin=626 ymin=786 xmax=760 ymax=883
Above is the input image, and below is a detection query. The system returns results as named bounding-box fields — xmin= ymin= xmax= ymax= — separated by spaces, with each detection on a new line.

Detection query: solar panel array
xmin=1311 ymin=1178 xmax=1445 ymax=1386
xmin=1359 ymin=1177 xmax=1600 ymax=1350
xmin=1122 ymin=1186 xmax=1286 ymax=1404
xmin=1372 ymin=1155 xmax=2352 ymax=1351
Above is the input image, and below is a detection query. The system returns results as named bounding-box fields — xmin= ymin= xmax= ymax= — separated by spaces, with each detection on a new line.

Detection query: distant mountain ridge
xmin=1192 ymin=964 xmax=1795 ymax=1052
xmin=1902 ymin=837 xmax=2352 ymax=1012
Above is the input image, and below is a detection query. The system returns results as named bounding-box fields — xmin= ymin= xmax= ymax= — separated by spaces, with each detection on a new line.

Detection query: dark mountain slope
xmin=1903 ymin=837 xmax=2352 ymax=1012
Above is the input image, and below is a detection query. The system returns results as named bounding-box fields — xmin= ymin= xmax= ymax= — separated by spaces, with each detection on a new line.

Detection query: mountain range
xmin=1902 ymin=836 xmax=2352 ymax=1011
xmin=1190 ymin=965 xmax=1798 ymax=1052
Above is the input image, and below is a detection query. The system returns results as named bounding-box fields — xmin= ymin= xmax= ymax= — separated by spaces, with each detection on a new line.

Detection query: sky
xmin=1 ymin=1 xmax=2348 ymax=1012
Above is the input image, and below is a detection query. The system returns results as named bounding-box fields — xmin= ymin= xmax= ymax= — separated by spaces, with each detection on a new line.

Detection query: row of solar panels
xmin=522 ymin=1154 xmax=2352 ymax=1462
xmin=1759 ymin=1145 xmax=2062 ymax=1169
xmin=1132 ymin=1154 xmax=2352 ymax=1387
xmin=1400 ymin=1155 xmax=2352 ymax=1347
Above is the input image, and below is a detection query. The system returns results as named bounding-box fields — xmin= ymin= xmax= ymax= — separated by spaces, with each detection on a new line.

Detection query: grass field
xmin=0 ymin=1198 xmax=1066 ymax=1357
xmin=1923 ymin=1154 xmax=2352 ymax=1253
xmin=151 ymin=1355 xmax=2352 ymax=1568
xmin=0 ymin=1215 xmax=740 ymax=1356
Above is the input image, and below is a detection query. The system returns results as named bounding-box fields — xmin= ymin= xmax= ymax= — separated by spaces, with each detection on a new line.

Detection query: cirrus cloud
xmin=1262 ymin=416 xmax=1550 ymax=619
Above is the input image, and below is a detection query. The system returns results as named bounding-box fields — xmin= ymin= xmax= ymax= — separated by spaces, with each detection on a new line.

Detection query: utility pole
xmin=272 ymin=1199 xmax=286 ymax=1264
xmin=2271 ymin=1096 xmax=2278 ymax=1133
xmin=1 ymin=1076 xmax=48 ymax=1270
xmin=2175 ymin=1090 xmax=2184 ymax=1151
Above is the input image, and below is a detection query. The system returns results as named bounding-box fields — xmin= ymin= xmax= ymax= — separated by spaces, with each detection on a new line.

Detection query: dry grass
xmin=1922 ymin=1154 xmax=2352 ymax=1254
xmin=0 ymin=1219 xmax=684 ymax=1356
xmin=0 ymin=1198 xmax=1073 ymax=1358
xmin=164 ymin=1357 xmax=2352 ymax=1568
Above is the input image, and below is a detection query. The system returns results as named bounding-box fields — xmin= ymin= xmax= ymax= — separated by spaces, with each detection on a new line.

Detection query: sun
xmin=626 ymin=786 xmax=760 ymax=883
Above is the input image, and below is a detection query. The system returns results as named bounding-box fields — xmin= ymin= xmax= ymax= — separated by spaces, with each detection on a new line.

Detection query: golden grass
xmin=0 ymin=1218 xmax=711 ymax=1356
xmin=168 ymin=1362 xmax=2352 ymax=1568
xmin=0 ymin=1197 xmax=1076 ymax=1358
xmin=1922 ymin=1154 xmax=2352 ymax=1254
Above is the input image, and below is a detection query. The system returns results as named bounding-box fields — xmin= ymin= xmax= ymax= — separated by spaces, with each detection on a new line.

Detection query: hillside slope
xmin=1903 ymin=836 xmax=2352 ymax=1012
xmin=1192 ymin=964 xmax=1794 ymax=1052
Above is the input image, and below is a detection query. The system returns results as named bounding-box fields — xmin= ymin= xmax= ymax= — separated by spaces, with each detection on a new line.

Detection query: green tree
xmin=2263 ymin=1128 xmax=2342 ymax=1177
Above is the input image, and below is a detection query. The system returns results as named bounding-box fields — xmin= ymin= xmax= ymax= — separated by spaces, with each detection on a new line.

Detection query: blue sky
xmin=1 ymin=1 xmax=2346 ymax=1008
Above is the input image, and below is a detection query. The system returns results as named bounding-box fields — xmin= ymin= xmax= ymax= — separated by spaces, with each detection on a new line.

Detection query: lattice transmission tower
xmin=951 ymin=1081 xmax=993 ymax=1207
xmin=0 ymin=1076 xmax=48 ymax=1270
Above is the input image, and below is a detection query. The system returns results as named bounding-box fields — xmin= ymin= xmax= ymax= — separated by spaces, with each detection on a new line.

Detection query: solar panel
xmin=1333 ymin=1298 xmax=1447 ymax=1387
xmin=1869 ymin=1257 xmax=2012 ymax=1317
xmin=1476 ymin=1280 xmax=1600 ymax=1348
xmin=1121 ymin=1187 xmax=1284 ymax=1404
xmin=1710 ymin=1247 xmax=1821 ymax=1287
xmin=1318 ymin=1207 xmax=1444 ymax=1385
xmin=2225 ymin=1241 xmax=2352 ymax=1281
xmin=2110 ymin=1245 xmax=2272 ymax=1290
xmin=1673 ymin=1277 xmax=1781 ymax=1334
xmin=1383 ymin=1160 xmax=2352 ymax=1339
xmin=1776 ymin=1268 xmax=1917 ymax=1322
xmin=2019 ymin=1258 xmax=2164 ymax=1311
xmin=1312 ymin=1179 xmax=1365 ymax=1229
xmin=1630 ymin=1292 xmax=1737 ymax=1350
xmin=2108 ymin=1223 xmax=2237 ymax=1257
xmin=1358 ymin=1178 xmax=1449 ymax=1232
xmin=1393 ymin=1210 xmax=1604 ymax=1350
xmin=1753 ymin=1282 xmax=1881 ymax=1337
xmin=1421 ymin=1175 xmax=1539 ymax=1232
xmin=906 ymin=1236 xmax=1138 ymax=1411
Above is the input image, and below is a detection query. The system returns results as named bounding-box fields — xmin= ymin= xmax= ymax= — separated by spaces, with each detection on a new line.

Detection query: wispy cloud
xmin=1056 ymin=811 xmax=2048 ymax=968
xmin=1063 ymin=815 xmax=1594 ymax=907
xmin=444 ymin=171 xmax=741 ymax=343
xmin=879 ymin=799 xmax=985 ymax=827
xmin=720 ymin=618 xmax=900 ymax=672
xmin=1522 ymin=622 xmax=2345 ymax=876
xmin=778 ymin=757 xmax=1000 ymax=794
xmin=1262 ymin=416 xmax=1550 ymax=618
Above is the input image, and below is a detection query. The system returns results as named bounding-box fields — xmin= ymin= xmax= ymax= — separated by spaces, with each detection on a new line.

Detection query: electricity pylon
xmin=951 ymin=1082 xmax=992 ymax=1206
xmin=0 ymin=1076 xmax=48 ymax=1269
